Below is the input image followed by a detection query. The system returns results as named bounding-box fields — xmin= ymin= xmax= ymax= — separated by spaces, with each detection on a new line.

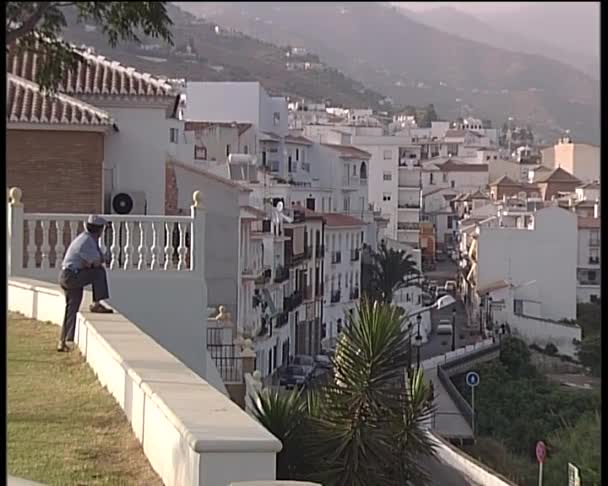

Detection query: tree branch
xmin=6 ymin=3 xmax=51 ymax=46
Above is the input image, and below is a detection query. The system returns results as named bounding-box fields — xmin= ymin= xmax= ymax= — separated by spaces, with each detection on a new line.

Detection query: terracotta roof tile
xmin=578 ymin=216 xmax=601 ymax=229
xmin=285 ymin=134 xmax=314 ymax=145
xmin=7 ymin=74 xmax=114 ymax=126
xmin=438 ymin=159 xmax=488 ymax=172
xmin=535 ymin=167 xmax=581 ymax=184
xmin=167 ymin=160 xmax=252 ymax=192
xmin=185 ymin=121 xmax=252 ymax=136
xmin=321 ymin=143 xmax=371 ymax=159
xmin=320 ymin=212 xmax=365 ymax=227
xmin=489 ymin=175 xmax=519 ymax=186
xmin=8 ymin=42 xmax=175 ymax=98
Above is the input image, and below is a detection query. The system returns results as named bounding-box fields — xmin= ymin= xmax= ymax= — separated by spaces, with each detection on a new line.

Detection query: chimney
xmin=594 ymin=199 xmax=599 ymax=219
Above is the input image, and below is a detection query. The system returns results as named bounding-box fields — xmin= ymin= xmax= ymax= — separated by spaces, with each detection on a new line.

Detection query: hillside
xmin=177 ymin=1 xmax=600 ymax=144
xmin=59 ymin=3 xmax=388 ymax=110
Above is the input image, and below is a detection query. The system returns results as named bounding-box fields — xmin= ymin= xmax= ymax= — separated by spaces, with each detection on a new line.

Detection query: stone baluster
xmin=109 ymin=221 xmax=120 ymax=270
xmin=39 ymin=220 xmax=51 ymax=270
xmin=26 ymin=220 xmax=37 ymax=268
xmin=123 ymin=221 xmax=134 ymax=269
xmin=150 ymin=221 xmax=160 ymax=270
xmin=163 ymin=222 xmax=174 ymax=270
xmin=8 ymin=187 xmax=24 ymax=276
xmin=137 ymin=222 xmax=148 ymax=270
xmin=177 ymin=222 xmax=187 ymax=270
xmin=55 ymin=220 xmax=66 ymax=266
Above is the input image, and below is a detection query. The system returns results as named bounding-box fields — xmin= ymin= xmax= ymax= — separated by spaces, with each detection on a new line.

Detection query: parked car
xmin=435 ymin=287 xmax=448 ymax=298
xmin=280 ymin=365 xmax=309 ymax=389
xmin=444 ymin=280 xmax=457 ymax=293
xmin=428 ymin=281 xmax=438 ymax=295
xmin=314 ymin=354 xmax=332 ymax=370
xmin=292 ymin=355 xmax=315 ymax=375
xmin=437 ymin=319 xmax=453 ymax=335
xmin=422 ymin=292 xmax=434 ymax=306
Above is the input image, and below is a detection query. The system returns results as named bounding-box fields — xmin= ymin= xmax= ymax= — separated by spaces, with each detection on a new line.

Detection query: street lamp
xmin=407 ymin=321 xmax=413 ymax=370
xmin=451 ymin=307 xmax=456 ymax=351
xmin=479 ymin=300 xmax=484 ymax=337
xmin=415 ymin=314 xmax=423 ymax=368
xmin=487 ymin=296 xmax=493 ymax=342
xmin=499 ymin=323 xmax=507 ymax=344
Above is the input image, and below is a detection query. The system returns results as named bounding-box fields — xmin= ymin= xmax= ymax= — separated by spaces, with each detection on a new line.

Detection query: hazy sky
xmin=392 ymin=2 xmax=599 ymax=18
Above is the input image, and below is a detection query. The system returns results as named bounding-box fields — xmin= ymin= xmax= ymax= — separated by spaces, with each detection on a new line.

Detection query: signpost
xmin=536 ymin=441 xmax=546 ymax=486
xmin=465 ymin=371 xmax=480 ymax=434
xmin=568 ymin=463 xmax=580 ymax=486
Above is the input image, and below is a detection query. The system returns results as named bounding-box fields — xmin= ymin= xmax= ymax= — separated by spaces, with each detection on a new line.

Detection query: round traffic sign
xmin=466 ymin=371 xmax=480 ymax=387
xmin=536 ymin=441 xmax=546 ymax=464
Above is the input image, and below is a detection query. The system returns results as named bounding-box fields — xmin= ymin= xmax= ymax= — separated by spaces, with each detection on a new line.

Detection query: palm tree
xmin=363 ymin=241 xmax=420 ymax=304
xmin=250 ymin=300 xmax=436 ymax=485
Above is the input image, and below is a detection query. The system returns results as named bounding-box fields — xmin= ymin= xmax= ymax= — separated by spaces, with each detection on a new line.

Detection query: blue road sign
xmin=466 ymin=371 xmax=480 ymax=387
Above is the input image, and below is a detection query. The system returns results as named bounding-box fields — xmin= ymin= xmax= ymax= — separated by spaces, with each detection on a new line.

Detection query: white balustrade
xmin=8 ymin=188 xmax=205 ymax=277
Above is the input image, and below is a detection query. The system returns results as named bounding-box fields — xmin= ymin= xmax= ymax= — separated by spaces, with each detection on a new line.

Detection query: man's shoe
xmin=89 ymin=302 xmax=114 ymax=314
xmin=57 ymin=341 xmax=69 ymax=352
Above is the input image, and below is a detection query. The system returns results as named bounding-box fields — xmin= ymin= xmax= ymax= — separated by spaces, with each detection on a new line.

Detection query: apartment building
xmin=321 ymin=213 xmax=365 ymax=348
xmin=577 ymin=215 xmax=601 ymax=303
xmin=541 ymin=136 xmax=600 ymax=182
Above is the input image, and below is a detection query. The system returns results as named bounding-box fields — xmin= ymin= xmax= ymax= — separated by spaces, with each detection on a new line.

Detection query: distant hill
xmin=176 ymin=1 xmax=600 ymax=144
xmin=404 ymin=6 xmax=598 ymax=80
xmin=59 ymin=3 xmax=389 ymax=111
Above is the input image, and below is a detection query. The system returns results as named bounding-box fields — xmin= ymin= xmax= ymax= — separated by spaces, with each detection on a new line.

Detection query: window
xmin=194 ymin=145 xmax=207 ymax=160
xmin=169 ymin=128 xmax=178 ymax=143
xmin=447 ymin=216 xmax=454 ymax=230
xmin=589 ymin=248 xmax=599 ymax=264
xmin=296 ymin=148 xmax=299 ymax=161
xmin=344 ymin=197 xmax=350 ymax=211
xmin=268 ymin=349 xmax=273 ymax=374
xmin=514 ymin=299 xmax=523 ymax=315
xmin=451 ymin=180 xmax=455 ymax=188
xmin=429 ymin=173 xmax=434 ymax=185
xmin=383 ymin=171 xmax=392 ymax=181
xmin=383 ymin=149 xmax=392 ymax=160
xmin=588 ymin=270 xmax=597 ymax=282
xmin=383 ymin=192 xmax=392 ymax=202
xmin=590 ymin=295 xmax=599 ymax=304
xmin=226 ymin=144 xmax=231 ymax=157
xmin=262 ymin=152 xmax=267 ymax=167
xmin=590 ymin=230 xmax=600 ymax=246
xmin=360 ymin=162 xmax=367 ymax=179
xmin=442 ymin=173 xmax=448 ymax=182
xmin=273 ymin=112 xmax=280 ymax=126
xmin=486 ymin=156 xmax=490 ymax=161
xmin=244 ymin=145 xmax=248 ymax=154
xmin=353 ymin=164 xmax=357 ymax=176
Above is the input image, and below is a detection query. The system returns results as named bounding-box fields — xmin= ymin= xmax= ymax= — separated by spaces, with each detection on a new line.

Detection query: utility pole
xmin=451 ymin=307 xmax=456 ymax=351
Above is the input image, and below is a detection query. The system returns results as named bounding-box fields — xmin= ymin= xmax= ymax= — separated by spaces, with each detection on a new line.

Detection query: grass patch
xmin=7 ymin=312 xmax=162 ymax=485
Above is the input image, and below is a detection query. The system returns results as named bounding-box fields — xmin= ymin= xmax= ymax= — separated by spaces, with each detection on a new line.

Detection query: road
xmin=421 ymin=455 xmax=478 ymax=486
xmin=419 ymin=259 xmax=482 ymax=362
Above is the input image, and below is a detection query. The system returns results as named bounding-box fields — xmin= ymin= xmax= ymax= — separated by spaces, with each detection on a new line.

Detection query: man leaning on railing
xmin=56 ymin=215 xmax=114 ymax=352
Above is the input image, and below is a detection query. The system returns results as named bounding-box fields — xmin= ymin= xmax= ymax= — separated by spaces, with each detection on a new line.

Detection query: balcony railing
xmin=284 ymin=290 xmax=304 ymax=312
xmin=330 ymin=289 xmax=341 ymax=303
xmin=589 ymin=239 xmax=600 ymax=247
xmin=350 ymin=288 xmax=360 ymax=300
xmin=588 ymin=257 xmax=600 ymax=265
xmin=397 ymin=203 xmax=421 ymax=209
xmin=304 ymin=285 xmax=314 ymax=301
xmin=315 ymin=283 xmax=324 ymax=298
xmin=397 ymin=222 xmax=420 ymax=231
xmin=207 ymin=344 xmax=244 ymax=383
xmin=274 ymin=265 xmax=289 ymax=283
xmin=275 ymin=311 xmax=289 ymax=328
xmin=331 ymin=251 xmax=342 ymax=264
xmin=578 ymin=279 xmax=600 ymax=286
xmin=350 ymin=249 xmax=360 ymax=262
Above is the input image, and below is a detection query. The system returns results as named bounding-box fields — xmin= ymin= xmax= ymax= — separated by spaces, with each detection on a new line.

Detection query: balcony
xmin=588 ymin=257 xmax=600 ymax=265
xmin=284 ymin=290 xmax=304 ymax=312
xmin=331 ymin=251 xmax=342 ymax=264
xmin=254 ymin=268 xmax=272 ymax=285
xmin=350 ymin=249 xmax=360 ymax=262
xmin=275 ymin=311 xmax=289 ymax=328
xmin=316 ymin=244 xmax=325 ymax=258
xmin=350 ymin=288 xmax=360 ymax=300
xmin=589 ymin=239 xmax=600 ymax=247
xmin=274 ymin=265 xmax=289 ymax=283
xmin=315 ymin=283 xmax=324 ymax=298
xmin=330 ymin=289 xmax=341 ymax=304
xmin=578 ymin=279 xmax=600 ymax=286
xmin=398 ymin=203 xmax=421 ymax=210
xmin=285 ymin=245 xmax=311 ymax=267
xmin=397 ymin=222 xmax=420 ymax=231
xmin=304 ymin=285 xmax=314 ymax=301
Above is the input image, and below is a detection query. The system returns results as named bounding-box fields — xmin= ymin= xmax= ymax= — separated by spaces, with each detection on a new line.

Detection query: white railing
xmin=8 ymin=187 xmax=206 ymax=277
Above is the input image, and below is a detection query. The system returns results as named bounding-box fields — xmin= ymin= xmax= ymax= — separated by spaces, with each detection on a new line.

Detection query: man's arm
xmin=79 ymin=238 xmax=104 ymax=268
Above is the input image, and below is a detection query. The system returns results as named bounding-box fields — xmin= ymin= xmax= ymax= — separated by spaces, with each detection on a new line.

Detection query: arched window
xmin=360 ymin=161 xmax=367 ymax=179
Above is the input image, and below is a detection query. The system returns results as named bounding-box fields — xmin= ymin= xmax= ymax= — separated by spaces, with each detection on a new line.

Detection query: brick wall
xmin=165 ymin=162 xmax=179 ymax=215
xmin=7 ymin=129 xmax=104 ymax=213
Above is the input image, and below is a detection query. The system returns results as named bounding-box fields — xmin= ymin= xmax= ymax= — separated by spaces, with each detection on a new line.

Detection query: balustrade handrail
xmin=24 ymin=213 xmax=193 ymax=223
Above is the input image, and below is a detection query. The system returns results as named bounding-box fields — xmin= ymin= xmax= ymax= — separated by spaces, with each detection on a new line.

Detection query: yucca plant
xmin=251 ymin=300 xmax=437 ymax=485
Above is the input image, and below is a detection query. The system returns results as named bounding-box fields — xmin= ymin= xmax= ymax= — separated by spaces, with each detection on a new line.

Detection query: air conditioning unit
xmin=111 ymin=191 xmax=147 ymax=215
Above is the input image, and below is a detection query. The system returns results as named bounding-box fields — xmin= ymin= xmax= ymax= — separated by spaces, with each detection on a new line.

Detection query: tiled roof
xmin=260 ymin=131 xmax=282 ymax=142
xmin=578 ymin=216 xmax=601 ymax=229
xmin=8 ymin=43 xmax=175 ymax=98
xmin=167 ymin=160 xmax=252 ymax=192
xmin=7 ymin=73 xmax=114 ymax=126
xmin=578 ymin=181 xmax=600 ymax=190
xmin=444 ymin=129 xmax=466 ymax=138
xmin=321 ymin=143 xmax=371 ymax=159
xmin=489 ymin=175 xmax=519 ymax=186
xmin=184 ymin=121 xmax=252 ymax=136
xmin=535 ymin=167 xmax=581 ymax=184
xmin=477 ymin=280 xmax=511 ymax=295
xmin=285 ymin=134 xmax=314 ymax=145
xmin=438 ymin=159 xmax=488 ymax=172
xmin=320 ymin=212 xmax=365 ymax=227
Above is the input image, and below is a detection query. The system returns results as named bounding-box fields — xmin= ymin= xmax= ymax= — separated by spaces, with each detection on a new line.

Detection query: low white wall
xmin=510 ymin=314 xmax=581 ymax=357
xmin=8 ymin=278 xmax=281 ymax=486
xmin=427 ymin=432 xmax=516 ymax=486
xmin=421 ymin=339 xmax=495 ymax=370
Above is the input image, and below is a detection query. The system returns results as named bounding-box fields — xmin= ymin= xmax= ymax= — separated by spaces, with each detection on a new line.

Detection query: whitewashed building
xmin=576 ymin=215 xmax=601 ymax=303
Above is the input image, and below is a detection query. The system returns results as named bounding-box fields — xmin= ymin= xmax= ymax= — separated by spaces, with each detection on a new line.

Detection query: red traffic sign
xmin=536 ymin=441 xmax=546 ymax=464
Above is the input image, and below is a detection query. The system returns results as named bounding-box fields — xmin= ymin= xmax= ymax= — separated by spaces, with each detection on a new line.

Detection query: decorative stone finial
xmin=243 ymin=338 xmax=253 ymax=350
xmin=252 ymin=370 xmax=262 ymax=381
xmin=9 ymin=187 xmax=22 ymax=206
xmin=215 ymin=305 xmax=228 ymax=320
xmin=192 ymin=190 xmax=203 ymax=208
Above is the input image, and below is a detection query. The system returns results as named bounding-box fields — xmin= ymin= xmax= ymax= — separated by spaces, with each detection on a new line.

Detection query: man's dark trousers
xmin=58 ymin=267 xmax=110 ymax=342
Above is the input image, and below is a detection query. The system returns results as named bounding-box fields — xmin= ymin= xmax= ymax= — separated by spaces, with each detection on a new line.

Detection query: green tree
xmin=544 ymin=412 xmax=601 ymax=486
xmin=577 ymin=334 xmax=601 ymax=376
xmin=250 ymin=301 xmax=437 ymax=485
xmin=362 ymin=241 xmax=420 ymax=304
xmin=6 ymin=2 xmax=173 ymax=91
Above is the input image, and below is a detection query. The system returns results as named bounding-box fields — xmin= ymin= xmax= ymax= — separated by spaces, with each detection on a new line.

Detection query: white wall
xmin=172 ymin=164 xmax=242 ymax=321
xmin=103 ymin=105 xmax=173 ymax=215
xmin=477 ymin=207 xmax=577 ymax=320
xmin=186 ymin=82 xmax=261 ymax=126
